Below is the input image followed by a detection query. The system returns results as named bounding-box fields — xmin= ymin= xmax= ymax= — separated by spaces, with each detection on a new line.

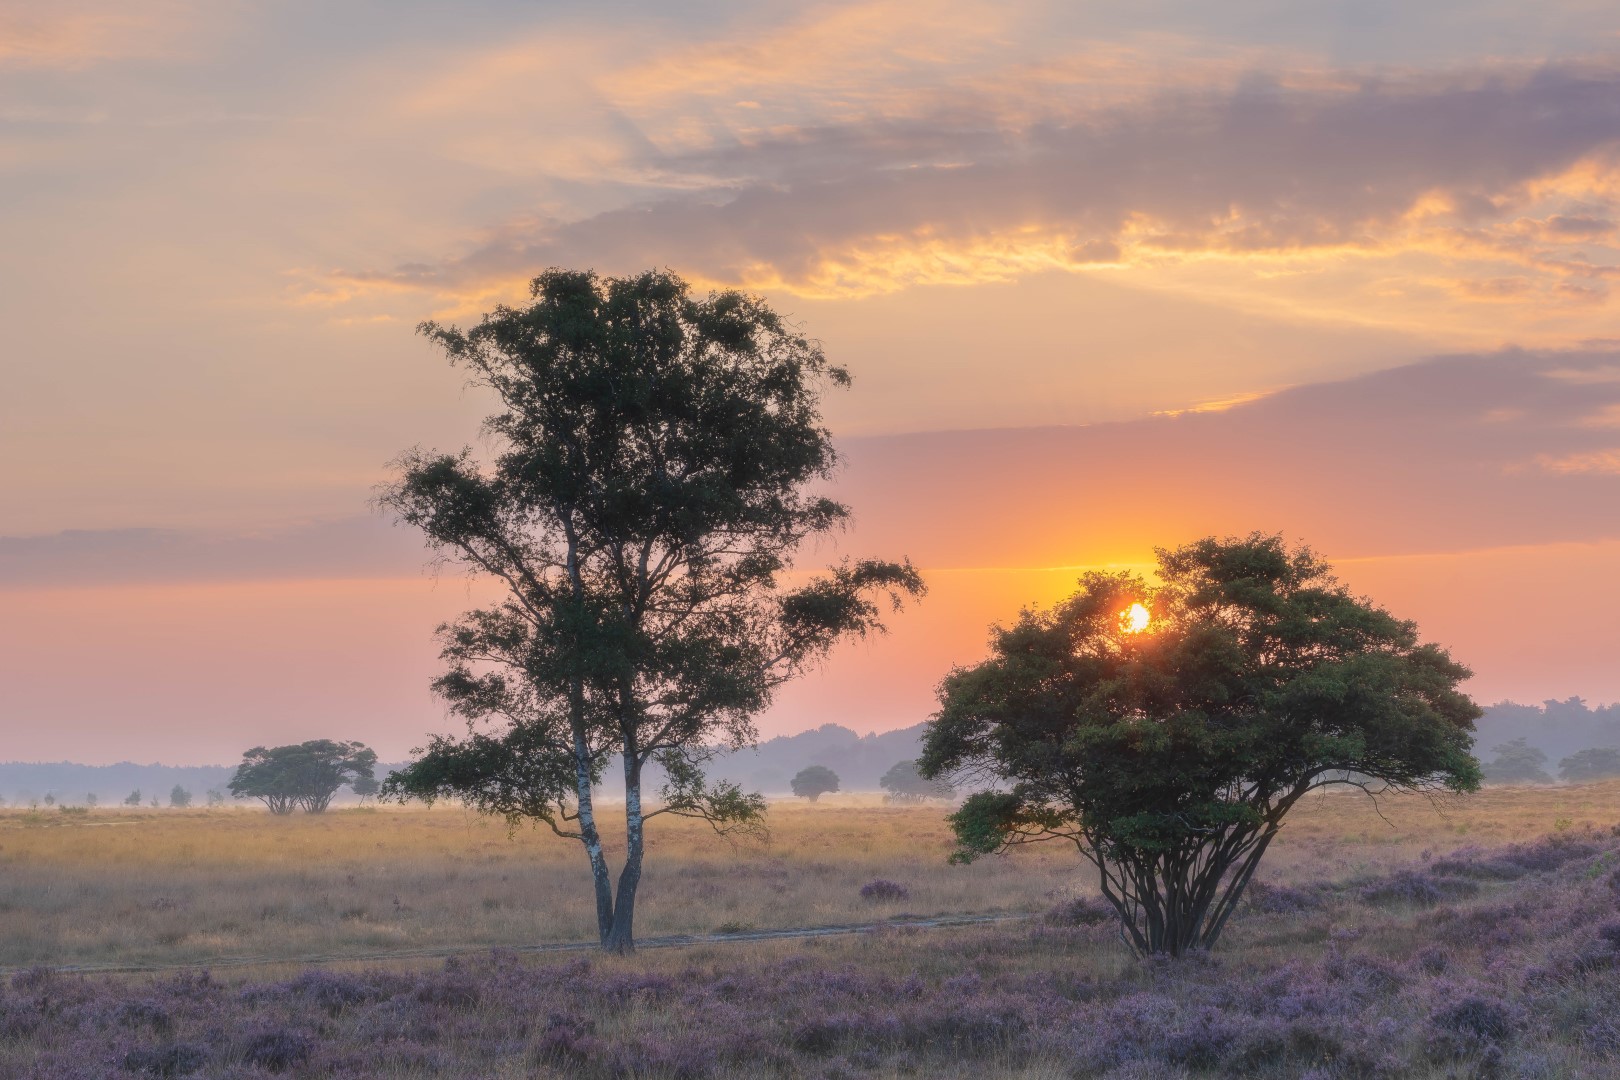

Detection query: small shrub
xmin=1359 ymin=870 xmax=1478 ymax=908
xmin=1415 ymin=947 xmax=1451 ymax=975
xmin=1046 ymin=896 xmax=1116 ymax=927
xmin=1438 ymin=998 xmax=1515 ymax=1039
xmin=859 ymin=880 xmax=909 ymax=902
xmin=238 ymin=1027 xmax=314 ymax=1072
xmin=113 ymin=999 xmax=174 ymax=1034
xmin=121 ymin=1042 xmax=207 ymax=1077
xmin=1244 ymin=881 xmax=1325 ymax=915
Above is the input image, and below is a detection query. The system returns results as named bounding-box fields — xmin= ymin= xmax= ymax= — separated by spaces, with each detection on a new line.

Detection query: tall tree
xmin=381 ymin=269 xmax=923 ymax=954
xmin=921 ymin=534 xmax=1480 ymax=957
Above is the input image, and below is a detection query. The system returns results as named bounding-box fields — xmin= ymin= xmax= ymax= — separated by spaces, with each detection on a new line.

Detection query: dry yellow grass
xmin=2 ymin=781 xmax=1617 ymax=972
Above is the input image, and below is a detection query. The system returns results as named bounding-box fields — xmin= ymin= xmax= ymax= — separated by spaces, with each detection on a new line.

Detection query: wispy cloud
xmin=301 ymin=56 xmax=1620 ymax=339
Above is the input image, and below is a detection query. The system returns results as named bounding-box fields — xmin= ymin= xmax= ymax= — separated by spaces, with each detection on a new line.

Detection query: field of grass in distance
xmin=1 ymin=782 xmax=1616 ymax=972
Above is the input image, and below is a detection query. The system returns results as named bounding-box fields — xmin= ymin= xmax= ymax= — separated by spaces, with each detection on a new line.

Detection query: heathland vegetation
xmin=2 ymin=786 xmax=1619 ymax=1075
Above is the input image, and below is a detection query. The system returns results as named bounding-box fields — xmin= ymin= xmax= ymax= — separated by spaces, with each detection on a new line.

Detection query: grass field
xmin=4 ymin=783 xmax=1620 ymax=1078
xmin=1 ymin=781 xmax=1616 ymax=972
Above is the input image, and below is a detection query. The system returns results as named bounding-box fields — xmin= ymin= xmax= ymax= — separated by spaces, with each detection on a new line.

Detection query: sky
xmin=3 ymin=1 xmax=1620 ymax=764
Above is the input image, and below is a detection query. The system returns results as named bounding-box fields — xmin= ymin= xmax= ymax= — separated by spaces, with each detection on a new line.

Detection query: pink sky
xmin=4 ymin=2 xmax=1620 ymax=763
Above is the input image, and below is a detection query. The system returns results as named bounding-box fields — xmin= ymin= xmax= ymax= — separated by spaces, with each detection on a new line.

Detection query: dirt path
xmin=12 ymin=912 xmax=1030 ymax=978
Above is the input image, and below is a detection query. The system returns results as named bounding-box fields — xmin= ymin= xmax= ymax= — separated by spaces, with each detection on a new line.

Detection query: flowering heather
xmin=4 ymin=831 xmax=1620 ymax=1078
xmin=857 ymin=880 xmax=910 ymax=903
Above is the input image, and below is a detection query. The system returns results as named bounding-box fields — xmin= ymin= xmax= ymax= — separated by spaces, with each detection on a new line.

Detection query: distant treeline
xmin=1473 ymin=698 xmax=1620 ymax=766
xmin=3 ymin=700 xmax=1617 ymax=805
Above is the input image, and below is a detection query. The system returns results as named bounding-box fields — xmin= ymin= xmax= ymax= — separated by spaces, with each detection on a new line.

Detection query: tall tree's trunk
xmin=603 ymin=754 xmax=645 ymax=954
xmin=570 ymin=684 xmax=615 ymax=946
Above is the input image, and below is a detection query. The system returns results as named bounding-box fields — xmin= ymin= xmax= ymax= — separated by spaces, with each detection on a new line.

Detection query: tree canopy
xmin=879 ymin=759 xmax=954 ymax=802
xmin=1483 ymin=738 xmax=1553 ymax=785
xmin=1558 ymin=746 xmax=1620 ymax=783
xmin=791 ymin=765 xmax=841 ymax=802
xmin=381 ymin=268 xmax=923 ymax=953
xmin=228 ymin=740 xmax=378 ymax=814
xmin=920 ymin=534 xmax=1480 ymax=957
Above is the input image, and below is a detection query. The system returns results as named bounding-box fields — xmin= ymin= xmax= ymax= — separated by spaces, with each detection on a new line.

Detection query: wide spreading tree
xmin=790 ymin=765 xmax=841 ymax=802
xmin=228 ymin=740 xmax=378 ymax=814
xmin=920 ymin=534 xmax=1480 ymax=957
xmin=380 ymin=269 xmax=923 ymax=954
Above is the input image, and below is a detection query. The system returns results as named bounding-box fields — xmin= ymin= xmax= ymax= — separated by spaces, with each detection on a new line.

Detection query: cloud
xmin=0 ymin=2 xmax=202 ymax=69
xmin=1536 ymin=449 xmax=1620 ymax=475
xmin=288 ymin=54 xmax=1620 ymax=355
xmin=0 ymin=518 xmax=432 ymax=588
xmin=824 ymin=347 xmax=1620 ymax=568
xmin=8 ymin=347 xmax=1619 ymax=587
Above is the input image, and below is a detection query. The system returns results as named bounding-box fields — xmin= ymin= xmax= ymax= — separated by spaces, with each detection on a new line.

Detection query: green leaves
xmin=229 ymin=741 xmax=377 ymax=815
xmin=922 ymin=533 xmax=1483 ymax=954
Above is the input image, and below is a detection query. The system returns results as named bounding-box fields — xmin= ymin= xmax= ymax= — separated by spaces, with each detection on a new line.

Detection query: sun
xmin=1121 ymin=602 xmax=1151 ymax=634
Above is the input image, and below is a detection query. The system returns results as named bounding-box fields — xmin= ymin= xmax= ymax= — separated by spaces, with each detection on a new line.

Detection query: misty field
xmin=2 ymin=784 xmax=1619 ymax=1077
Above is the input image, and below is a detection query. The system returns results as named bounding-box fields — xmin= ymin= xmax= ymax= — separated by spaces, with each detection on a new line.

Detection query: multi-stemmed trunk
xmin=1091 ymin=824 xmax=1282 ymax=957
xmin=571 ymin=728 xmax=646 ymax=954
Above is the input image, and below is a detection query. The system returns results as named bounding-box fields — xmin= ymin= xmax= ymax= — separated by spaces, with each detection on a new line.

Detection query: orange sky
xmin=4 ymin=1 xmax=1620 ymax=763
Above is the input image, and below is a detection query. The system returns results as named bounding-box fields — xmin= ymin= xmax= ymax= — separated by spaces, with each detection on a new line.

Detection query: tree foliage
xmin=169 ymin=785 xmax=191 ymax=809
xmin=880 ymin=759 xmax=954 ymax=802
xmin=920 ymin=534 xmax=1480 ymax=957
xmin=1557 ymin=746 xmax=1620 ymax=783
xmin=381 ymin=269 xmax=923 ymax=953
xmin=1483 ymin=737 xmax=1554 ymax=785
xmin=228 ymin=741 xmax=378 ymax=814
xmin=790 ymin=765 xmax=841 ymax=802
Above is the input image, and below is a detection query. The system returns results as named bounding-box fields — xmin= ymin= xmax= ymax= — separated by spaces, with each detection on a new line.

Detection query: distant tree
xmin=149 ymin=796 xmax=160 ymax=807
xmin=169 ymin=785 xmax=192 ymax=808
xmin=42 ymin=794 xmax=55 ymax=807
xmin=351 ymin=776 xmax=380 ymax=805
xmin=124 ymin=789 xmax=142 ymax=807
xmin=205 ymin=789 xmax=225 ymax=807
xmin=380 ymin=269 xmax=922 ymax=954
xmin=879 ymin=759 xmax=954 ymax=803
xmin=85 ymin=793 xmax=97 ymax=808
xmin=791 ymin=765 xmax=841 ymax=802
xmin=920 ymin=535 xmax=1481 ymax=958
xmin=1483 ymin=738 xmax=1554 ymax=784
xmin=1558 ymin=747 xmax=1620 ymax=783
xmin=229 ymin=741 xmax=377 ymax=814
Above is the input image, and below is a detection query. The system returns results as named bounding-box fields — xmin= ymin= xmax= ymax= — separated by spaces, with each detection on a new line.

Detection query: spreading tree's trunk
xmin=1094 ymin=825 xmax=1282 ymax=957
xmin=602 ymin=755 xmax=645 ymax=955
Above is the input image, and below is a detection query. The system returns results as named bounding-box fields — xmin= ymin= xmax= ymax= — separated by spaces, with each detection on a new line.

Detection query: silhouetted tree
xmin=1558 ymin=747 xmax=1620 ymax=783
xmin=124 ymin=789 xmax=142 ymax=807
xmin=791 ymin=765 xmax=841 ymax=802
xmin=169 ymin=785 xmax=191 ymax=808
xmin=381 ymin=269 xmax=922 ymax=954
xmin=205 ymin=789 xmax=225 ymax=807
xmin=921 ymin=534 xmax=1481 ymax=958
xmin=229 ymin=741 xmax=377 ymax=813
xmin=880 ymin=759 xmax=954 ymax=803
xmin=42 ymin=794 xmax=55 ymax=807
xmin=1483 ymin=737 xmax=1553 ymax=784
xmin=351 ymin=776 xmax=381 ymax=804
xmin=84 ymin=793 xmax=98 ymax=808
